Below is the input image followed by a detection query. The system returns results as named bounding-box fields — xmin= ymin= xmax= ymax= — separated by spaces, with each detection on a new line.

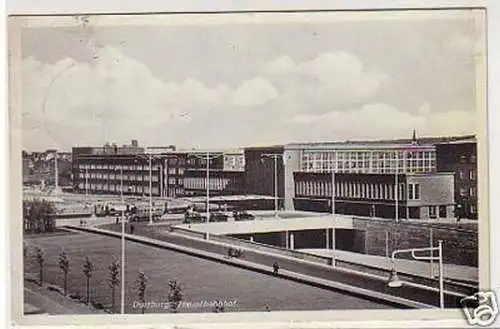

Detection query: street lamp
xmin=261 ymin=153 xmax=283 ymax=217
xmin=114 ymin=165 xmax=126 ymax=314
xmin=387 ymin=240 xmax=444 ymax=309
xmin=163 ymin=155 xmax=180 ymax=199
xmin=54 ymin=151 xmax=59 ymax=199
xmin=188 ymin=151 xmax=225 ymax=224
xmin=135 ymin=152 xmax=173 ymax=225
xmin=330 ymin=153 xmax=338 ymax=216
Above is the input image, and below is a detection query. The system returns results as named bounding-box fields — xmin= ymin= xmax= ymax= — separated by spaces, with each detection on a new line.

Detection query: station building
xmin=72 ymin=141 xmax=245 ymax=198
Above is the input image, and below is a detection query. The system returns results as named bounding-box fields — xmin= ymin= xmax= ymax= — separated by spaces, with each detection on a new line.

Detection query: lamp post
xmin=54 ymin=151 xmax=59 ymax=199
xmin=387 ymin=240 xmax=444 ymax=309
xmin=188 ymin=151 xmax=225 ymax=223
xmin=331 ymin=153 xmax=338 ymax=216
xmin=114 ymin=165 xmax=126 ymax=314
xmin=163 ymin=155 xmax=179 ymax=199
xmin=261 ymin=153 xmax=283 ymax=216
xmin=136 ymin=152 xmax=166 ymax=225
xmin=395 ymin=150 xmax=399 ymax=224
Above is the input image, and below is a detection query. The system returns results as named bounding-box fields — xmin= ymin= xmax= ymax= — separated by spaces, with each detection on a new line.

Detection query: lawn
xmin=24 ymin=231 xmax=391 ymax=314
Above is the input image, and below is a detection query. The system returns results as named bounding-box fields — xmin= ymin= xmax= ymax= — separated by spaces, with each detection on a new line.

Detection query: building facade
xmin=293 ymin=171 xmax=455 ymax=220
xmin=72 ymin=144 xmax=245 ymax=198
xmin=435 ymin=138 xmax=478 ymax=219
xmin=283 ymin=141 xmax=438 ymax=212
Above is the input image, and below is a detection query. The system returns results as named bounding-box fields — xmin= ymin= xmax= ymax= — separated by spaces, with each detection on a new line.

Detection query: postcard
xmin=7 ymin=7 xmax=494 ymax=328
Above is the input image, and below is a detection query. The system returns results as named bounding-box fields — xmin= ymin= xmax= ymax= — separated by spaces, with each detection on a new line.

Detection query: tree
xmin=167 ymin=280 xmax=183 ymax=313
xmin=34 ymin=247 xmax=44 ymax=286
xmin=135 ymin=271 xmax=148 ymax=314
xmin=82 ymin=257 xmax=94 ymax=305
xmin=58 ymin=252 xmax=70 ymax=296
xmin=108 ymin=259 xmax=120 ymax=313
xmin=23 ymin=199 xmax=56 ymax=233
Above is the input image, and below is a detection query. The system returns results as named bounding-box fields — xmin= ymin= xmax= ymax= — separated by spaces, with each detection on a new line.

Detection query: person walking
xmin=273 ymin=261 xmax=279 ymax=276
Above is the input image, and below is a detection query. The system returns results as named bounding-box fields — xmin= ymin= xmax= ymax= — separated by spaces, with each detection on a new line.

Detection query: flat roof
xmin=286 ymin=143 xmax=435 ymax=151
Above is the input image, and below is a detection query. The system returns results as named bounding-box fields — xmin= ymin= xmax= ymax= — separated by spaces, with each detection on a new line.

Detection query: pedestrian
xmin=273 ymin=261 xmax=279 ymax=275
xmin=115 ymin=216 xmax=119 ymax=225
xmin=130 ymin=223 xmax=135 ymax=234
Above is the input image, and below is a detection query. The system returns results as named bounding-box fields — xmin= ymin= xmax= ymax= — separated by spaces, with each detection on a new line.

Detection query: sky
xmin=19 ymin=11 xmax=484 ymax=152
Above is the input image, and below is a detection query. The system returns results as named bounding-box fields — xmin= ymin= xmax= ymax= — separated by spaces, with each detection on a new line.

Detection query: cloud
xmin=286 ymin=103 xmax=475 ymax=141
xmin=231 ymin=78 xmax=279 ymax=107
xmin=21 ymin=46 xmax=276 ymax=151
xmin=264 ymin=52 xmax=389 ymax=113
xmin=265 ymin=55 xmax=296 ymax=76
xmin=21 ymin=46 xmax=476 ymax=152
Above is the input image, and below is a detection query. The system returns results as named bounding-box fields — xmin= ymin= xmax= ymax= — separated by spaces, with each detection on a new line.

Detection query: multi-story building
xmin=73 ymin=153 xmax=164 ymax=196
xmin=283 ymin=136 xmax=438 ymax=212
xmin=72 ymin=142 xmax=246 ymax=198
xmin=435 ymin=136 xmax=478 ymax=219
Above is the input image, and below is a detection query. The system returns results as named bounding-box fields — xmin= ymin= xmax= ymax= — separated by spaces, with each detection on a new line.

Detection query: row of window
xmin=458 ymin=169 xmax=477 ymax=181
xmin=294 ymin=180 xmax=416 ymax=201
xmin=460 ymin=187 xmax=477 ymax=197
xmin=167 ymin=167 xmax=185 ymax=175
xmin=183 ymin=177 xmax=232 ymax=191
xmin=78 ymin=173 xmax=160 ymax=182
xmin=77 ymin=164 xmax=161 ymax=171
xmin=460 ymin=155 xmax=477 ymax=164
xmin=301 ymin=150 xmax=437 ymax=174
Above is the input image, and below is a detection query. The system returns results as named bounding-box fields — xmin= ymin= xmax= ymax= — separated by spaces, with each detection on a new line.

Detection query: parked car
xmin=233 ymin=210 xmax=255 ymax=221
xmin=184 ymin=211 xmax=205 ymax=224
xmin=209 ymin=212 xmax=229 ymax=222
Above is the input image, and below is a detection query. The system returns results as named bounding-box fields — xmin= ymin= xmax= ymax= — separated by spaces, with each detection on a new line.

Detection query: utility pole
xmin=261 ymin=153 xmax=283 ymax=216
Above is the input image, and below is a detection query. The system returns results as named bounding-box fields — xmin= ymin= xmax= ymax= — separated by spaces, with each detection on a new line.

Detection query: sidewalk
xmin=299 ymin=248 xmax=478 ymax=284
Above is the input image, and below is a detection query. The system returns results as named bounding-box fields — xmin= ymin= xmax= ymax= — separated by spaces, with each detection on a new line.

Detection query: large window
xmin=408 ymin=183 xmax=420 ymax=200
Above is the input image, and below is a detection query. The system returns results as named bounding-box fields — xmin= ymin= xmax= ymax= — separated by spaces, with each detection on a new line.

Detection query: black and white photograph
xmin=8 ymin=7 xmax=492 ymax=326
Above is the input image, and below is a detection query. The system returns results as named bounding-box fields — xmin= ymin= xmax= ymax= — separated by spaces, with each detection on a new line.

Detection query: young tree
xmin=135 ymin=271 xmax=148 ymax=314
xmin=58 ymin=252 xmax=70 ymax=296
xmin=82 ymin=257 xmax=94 ymax=305
xmin=108 ymin=259 xmax=120 ymax=313
xmin=34 ymin=247 xmax=44 ymax=286
xmin=167 ymin=280 xmax=183 ymax=313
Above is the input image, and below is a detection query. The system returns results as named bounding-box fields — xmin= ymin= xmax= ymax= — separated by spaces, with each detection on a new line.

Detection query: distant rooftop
xmin=285 ymin=134 xmax=476 ymax=150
